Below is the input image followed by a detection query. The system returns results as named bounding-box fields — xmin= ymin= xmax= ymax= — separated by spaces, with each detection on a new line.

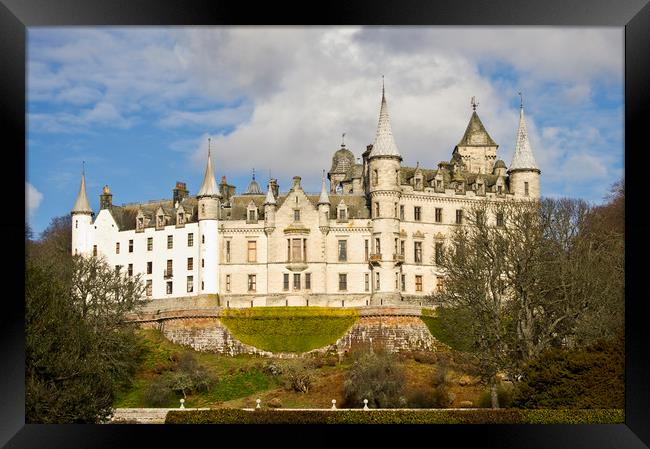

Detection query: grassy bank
xmin=220 ymin=307 xmax=358 ymax=353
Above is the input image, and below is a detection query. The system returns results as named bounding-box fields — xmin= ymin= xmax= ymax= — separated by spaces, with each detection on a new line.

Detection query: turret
xmin=99 ymin=184 xmax=112 ymax=210
xmin=367 ymin=78 xmax=402 ymax=303
xmin=264 ymin=179 xmax=276 ymax=234
xmin=329 ymin=134 xmax=355 ymax=193
xmin=71 ymin=165 xmax=94 ymax=256
xmin=508 ymin=95 xmax=541 ymax=198
xmin=317 ymin=170 xmax=330 ymax=231
xmin=197 ymin=139 xmax=221 ymax=295
xmin=454 ymin=97 xmax=498 ymax=174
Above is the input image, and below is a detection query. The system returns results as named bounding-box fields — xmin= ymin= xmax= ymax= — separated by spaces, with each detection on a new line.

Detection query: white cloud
xmin=26 ymin=182 xmax=44 ymax=218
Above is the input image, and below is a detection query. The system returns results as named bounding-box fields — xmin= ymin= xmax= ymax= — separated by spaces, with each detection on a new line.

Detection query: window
xmin=394 ymin=203 xmax=398 ymax=218
xmin=364 ymin=273 xmax=369 ymax=292
xmin=375 ymin=272 xmax=380 ymax=290
xmin=394 ymin=238 xmax=398 ymax=255
xmin=372 ymin=169 xmax=378 ymax=186
xmin=202 ymin=258 xmax=204 ymax=268
xmin=128 ymin=264 xmax=133 ymax=277
xmin=305 ymin=273 xmax=311 ymax=290
xmin=415 ymin=177 xmax=422 ymax=189
xmin=436 ymin=277 xmax=445 ymax=292
xmin=375 ymin=238 xmax=381 ymax=255
xmin=226 ymin=275 xmax=231 ymax=292
xmin=225 ymin=240 xmax=231 ymax=262
xmin=294 ymin=209 xmax=301 ymax=222
xmin=167 ymin=235 xmax=173 ymax=249
xmin=291 ymin=238 xmax=302 ymax=262
xmin=202 ymin=234 xmax=205 ymax=244
xmin=293 ymin=273 xmax=301 ymax=290
xmin=248 ymin=209 xmax=257 ymax=222
xmin=188 ymin=233 xmax=194 ymax=247
xmin=414 ymin=206 xmax=421 ymax=221
xmin=166 ymin=259 xmax=173 ymax=277
xmin=338 ymin=208 xmax=347 ymax=221
xmin=137 ymin=217 xmax=144 ymax=230
xmin=415 ymin=275 xmax=423 ymax=292
xmin=524 ymin=182 xmax=529 ymax=196
xmin=496 ymin=212 xmax=505 ymax=227
xmin=414 ymin=241 xmax=422 ymax=263
xmin=338 ymin=240 xmax=347 ymax=262
xmin=187 ymin=276 xmax=194 ymax=293
xmin=129 ymin=239 xmax=133 ymax=253
xmin=435 ymin=242 xmax=443 ymax=265
xmin=248 ymin=274 xmax=256 ymax=292
xmin=178 ymin=212 xmax=184 ymax=225
xmin=497 ymin=185 xmax=503 ymax=194
xmin=476 ymin=211 xmax=485 ymax=226
xmin=399 ymin=205 xmax=405 ymax=220
xmin=187 ymin=257 xmax=193 ymax=270
xmin=437 ymin=180 xmax=443 ymax=190
xmin=338 ymin=273 xmax=347 ymax=291
xmin=201 ymin=281 xmax=204 ymax=290
xmin=395 ymin=272 xmax=399 ymax=289
xmin=147 ymin=237 xmax=153 ymax=251
xmin=435 ymin=208 xmax=442 ymax=223
xmin=93 ymin=245 xmax=97 ymax=257
xmin=364 ymin=240 xmax=369 ymax=261
xmin=400 ymin=240 xmax=405 ymax=256
xmin=116 ymin=242 xmax=120 ymax=254
xmin=456 ymin=209 xmax=463 ymax=224
xmin=374 ymin=202 xmax=380 ymax=218
xmin=157 ymin=215 xmax=164 ymax=228
xmin=283 ymin=273 xmax=289 ymax=291
xmin=401 ymin=274 xmax=406 ymax=292
xmin=166 ymin=281 xmax=173 ymax=294
xmin=75 ymin=220 xmax=78 ymax=229
xmin=247 ymin=241 xmax=257 ymax=263
xmin=146 ymin=280 xmax=152 ymax=296
xmin=147 ymin=261 xmax=152 ymax=274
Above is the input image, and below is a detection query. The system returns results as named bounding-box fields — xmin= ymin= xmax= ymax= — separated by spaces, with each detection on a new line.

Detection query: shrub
xmin=342 ymin=350 xmax=407 ymax=409
xmin=477 ymin=383 xmax=513 ymax=408
xmin=287 ymin=368 xmax=312 ymax=393
xmin=267 ymin=398 xmax=282 ymax=408
xmin=143 ymin=377 xmax=175 ymax=407
xmin=262 ymin=361 xmax=283 ymax=376
xmin=407 ymin=389 xmax=437 ymax=408
xmin=511 ymin=335 xmax=624 ymax=409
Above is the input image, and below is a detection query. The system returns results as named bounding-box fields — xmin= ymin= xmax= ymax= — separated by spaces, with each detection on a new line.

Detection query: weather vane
xmin=471 ymin=96 xmax=479 ymax=111
xmin=342 ymin=132 xmax=346 ymax=147
xmin=518 ymin=92 xmax=523 ymax=109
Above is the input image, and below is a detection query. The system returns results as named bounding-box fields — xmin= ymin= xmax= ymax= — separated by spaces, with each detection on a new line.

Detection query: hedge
xmin=165 ymin=408 xmax=624 ymax=424
xmin=219 ymin=307 xmax=358 ymax=353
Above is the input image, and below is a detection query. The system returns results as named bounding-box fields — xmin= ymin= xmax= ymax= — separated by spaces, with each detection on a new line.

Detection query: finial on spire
xmin=518 ymin=92 xmax=523 ymax=109
xmin=252 ymin=168 xmax=255 ymax=180
xmin=471 ymin=96 xmax=479 ymax=111
xmin=208 ymin=137 xmax=211 ymax=156
xmin=382 ymin=75 xmax=385 ymax=98
xmin=341 ymin=133 xmax=346 ymax=147
xmin=82 ymin=160 xmax=85 ymax=176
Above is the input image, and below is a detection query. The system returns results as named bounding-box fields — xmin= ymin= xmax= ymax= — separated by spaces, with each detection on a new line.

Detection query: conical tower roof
xmin=264 ymin=181 xmax=276 ymax=205
xmin=368 ymin=80 xmax=401 ymax=159
xmin=318 ymin=170 xmax=330 ymax=205
xmin=72 ymin=168 xmax=92 ymax=214
xmin=509 ymin=103 xmax=539 ymax=172
xmin=457 ymin=111 xmax=498 ymax=147
xmin=197 ymin=141 xmax=220 ymax=197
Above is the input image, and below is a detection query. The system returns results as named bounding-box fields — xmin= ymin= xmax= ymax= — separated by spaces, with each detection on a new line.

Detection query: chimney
xmin=292 ymin=176 xmax=302 ymax=190
xmin=100 ymin=185 xmax=113 ymax=210
xmin=269 ymin=178 xmax=279 ymax=199
xmin=173 ymin=181 xmax=189 ymax=205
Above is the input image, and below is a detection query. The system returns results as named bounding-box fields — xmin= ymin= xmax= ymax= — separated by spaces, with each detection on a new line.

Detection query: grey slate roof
xmin=456 ymin=111 xmax=498 ymax=147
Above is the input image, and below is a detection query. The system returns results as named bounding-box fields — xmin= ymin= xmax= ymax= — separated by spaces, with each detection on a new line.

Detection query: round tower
xmin=508 ymin=97 xmax=541 ymax=199
xmin=367 ymin=80 xmax=402 ymax=304
xmin=197 ymin=140 xmax=221 ymax=295
xmin=71 ymin=167 xmax=93 ymax=256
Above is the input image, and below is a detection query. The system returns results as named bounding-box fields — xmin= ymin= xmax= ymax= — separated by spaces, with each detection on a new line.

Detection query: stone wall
xmin=144 ymin=311 xmax=439 ymax=356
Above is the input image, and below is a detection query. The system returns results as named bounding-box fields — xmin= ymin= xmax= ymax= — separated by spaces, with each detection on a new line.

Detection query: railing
xmin=369 ymin=253 xmax=382 ymax=264
xmin=393 ymin=254 xmax=405 ymax=264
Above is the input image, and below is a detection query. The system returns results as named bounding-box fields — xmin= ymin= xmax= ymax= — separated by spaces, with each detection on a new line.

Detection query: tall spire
xmin=72 ymin=163 xmax=92 ymax=214
xmin=368 ymin=78 xmax=401 ymax=159
xmin=197 ymin=138 xmax=220 ymax=197
xmin=509 ymin=99 xmax=539 ymax=172
xmin=264 ymin=179 xmax=276 ymax=205
xmin=318 ymin=169 xmax=330 ymax=205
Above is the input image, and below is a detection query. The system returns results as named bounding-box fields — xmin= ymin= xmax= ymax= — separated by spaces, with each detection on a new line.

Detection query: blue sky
xmin=26 ymin=27 xmax=623 ymax=237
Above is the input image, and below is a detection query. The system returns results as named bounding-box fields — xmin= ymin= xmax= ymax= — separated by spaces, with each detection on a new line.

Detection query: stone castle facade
xmin=71 ymin=87 xmax=540 ymax=307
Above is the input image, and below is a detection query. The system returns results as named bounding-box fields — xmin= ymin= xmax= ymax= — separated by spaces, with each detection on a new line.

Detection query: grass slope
xmin=220 ymin=307 xmax=358 ymax=353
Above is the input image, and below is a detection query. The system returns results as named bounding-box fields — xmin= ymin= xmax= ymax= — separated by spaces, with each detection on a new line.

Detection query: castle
xmin=71 ymin=86 xmax=540 ymax=307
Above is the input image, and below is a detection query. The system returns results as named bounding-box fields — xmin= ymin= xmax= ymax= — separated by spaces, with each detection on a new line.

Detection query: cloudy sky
xmin=26 ymin=27 xmax=623 ymax=236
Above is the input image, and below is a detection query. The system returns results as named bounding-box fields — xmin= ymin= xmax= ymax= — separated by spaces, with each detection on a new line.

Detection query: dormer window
xmin=137 ymin=217 xmax=144 ymax=230
xmin=247 ymin=203 xmax=258 ymax=223
xmin=177 ymin=212 xmax=184 ymax=225
xmin=249 ymin=210 xmax=256 ymax=221
xmin=415 ymin=177 xmax=422 ymax=190
xmin=437 ymin=180 xmax=443 ymax=190
xmin=497 ymin=185 xmax=503 ymax=195
xmin=157 ymin=215 xmax=164 ymax=228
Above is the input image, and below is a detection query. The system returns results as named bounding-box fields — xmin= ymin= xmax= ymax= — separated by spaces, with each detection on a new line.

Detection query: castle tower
xmin=367 ymin=79 xmax=402 ymax=303
xmin=454 ymin=97 xmax=498 ymax=174
xmin=317 ymin=170 xmax=331 ymax=231
xmin=71 ymin=166 xmax=94 ymax=256
xmin=197 ymin=139 xmax=221 ymax=295
xmin=508 ymin=96 xmax=541 ymax=198
xmin=328 ymin=135 xmax=355 ymax=193
xmin=99 ymin=184 xmax=112 ymax=210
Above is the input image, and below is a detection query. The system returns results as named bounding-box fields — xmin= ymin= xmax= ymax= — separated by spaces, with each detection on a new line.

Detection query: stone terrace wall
xmin=141 ymin=307 xmax=439 ymax=357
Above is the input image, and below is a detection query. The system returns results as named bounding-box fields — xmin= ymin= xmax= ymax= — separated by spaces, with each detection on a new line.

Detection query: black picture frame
xmin=5 ymin=0 xmax=649 ymax=447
